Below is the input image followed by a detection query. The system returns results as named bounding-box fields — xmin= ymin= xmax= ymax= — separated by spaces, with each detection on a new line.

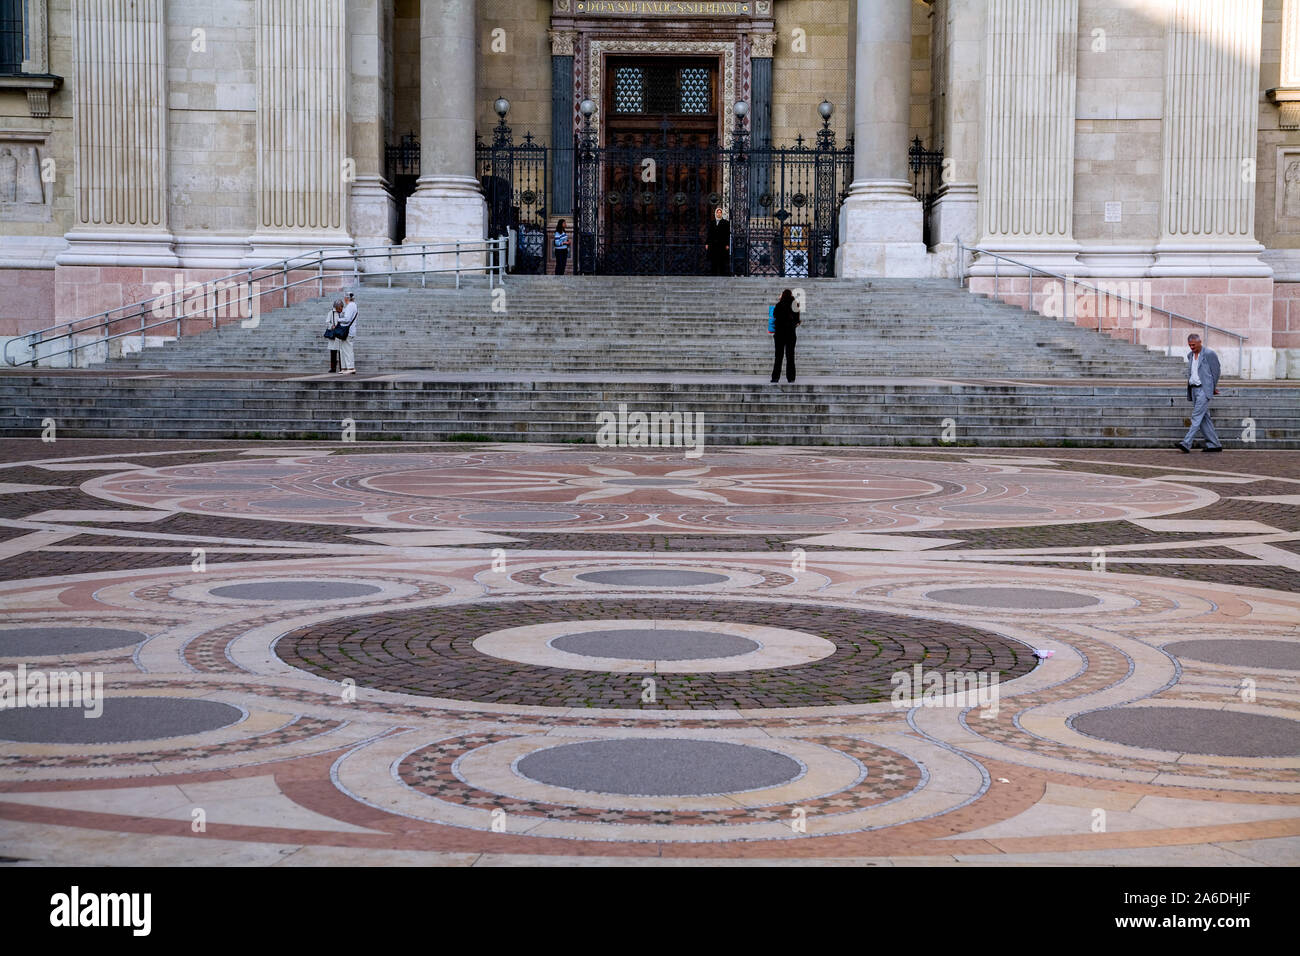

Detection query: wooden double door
xmin=595 ymin=56 xmax=724 ymax=274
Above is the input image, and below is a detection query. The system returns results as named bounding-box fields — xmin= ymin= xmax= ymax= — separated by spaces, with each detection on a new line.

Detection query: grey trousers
xmin=1181 ymin=385 xmax=1221 ymax=449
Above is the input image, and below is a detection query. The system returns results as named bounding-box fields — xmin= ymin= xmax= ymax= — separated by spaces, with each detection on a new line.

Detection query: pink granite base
xmin=968 ymin=276 xmax=1277 ymax=355
xmin=0 ymin=269 xmax=57 ymax=335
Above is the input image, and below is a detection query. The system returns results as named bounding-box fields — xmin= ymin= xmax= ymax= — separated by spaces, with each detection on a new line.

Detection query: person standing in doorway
xmin=706 ymin=207 xmax=731 ymax=276
xmin=1176 ymin=333 xmax=1221 ymax=452
xmin=553 ymin=220 xmax=569 ymax=275
xmin=770 ymin=288 xmax=800 ymax=384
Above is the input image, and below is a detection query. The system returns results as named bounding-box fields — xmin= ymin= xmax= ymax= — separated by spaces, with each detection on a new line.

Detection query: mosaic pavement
xmin=1 ymin=440 xmax=1299 ymax=865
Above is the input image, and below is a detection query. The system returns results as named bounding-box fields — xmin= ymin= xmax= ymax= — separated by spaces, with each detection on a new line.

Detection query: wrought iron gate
xmin=908 ymin=137 xmax=944 ymax=249
xmin=463 ymin=116 xmax=852 ymax=276
xmin=475 ymin=119 xmax=549 ymax=274
xmin=573 ymin=120 xmax=853 ymax=277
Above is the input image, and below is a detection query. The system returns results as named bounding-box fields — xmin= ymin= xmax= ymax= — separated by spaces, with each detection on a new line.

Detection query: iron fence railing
xmin=4 ymin=239 xmax=507 ymax=368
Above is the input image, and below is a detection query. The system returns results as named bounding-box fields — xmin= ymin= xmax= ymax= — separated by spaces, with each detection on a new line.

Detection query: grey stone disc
xmin=0 ymin=627 xmax=148 ymax=657
xmin=516 ymin=738 xmax=802 ymax=796
xmin=209 ymin=581 xmax=383 ymax=601
xmin=1072 ymin=706 xmax=1300 ymax=757
xmin=575 ymin=569 xmax=730 ymax=587
xmin=1163 ymin=640 xmax=1300 ymax=671
xmin=926 ymin=587 xmax=1101 ymax=610
xmin=0 ymin=696 xmax=244 ymax=744
xmin=551 ymin=628 xmax=759 ymax=661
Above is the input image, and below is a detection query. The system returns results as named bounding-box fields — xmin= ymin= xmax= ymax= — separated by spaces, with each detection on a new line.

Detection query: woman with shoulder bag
xmin=325 ymin=298 xmax=343 ymax=373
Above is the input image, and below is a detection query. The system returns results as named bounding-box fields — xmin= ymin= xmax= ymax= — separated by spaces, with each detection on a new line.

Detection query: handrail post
xmin=317 ymin=254 xmax=323 ymax=297
xmin=994 ymin=255 xmax=998 ymax=301
xmin=422 ymin=244 xmax=427 ymax=288
xmin=456 ymin=244 xmax=461 ymax=289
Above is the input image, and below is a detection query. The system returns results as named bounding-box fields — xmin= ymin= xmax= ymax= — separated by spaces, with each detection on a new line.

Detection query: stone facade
xmin=0 ymin=0 xmax=1297 ymax=376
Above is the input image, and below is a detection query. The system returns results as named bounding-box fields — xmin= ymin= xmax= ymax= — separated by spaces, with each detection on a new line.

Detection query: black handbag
xmin=324 ymin=322 xmax=349 ymax=341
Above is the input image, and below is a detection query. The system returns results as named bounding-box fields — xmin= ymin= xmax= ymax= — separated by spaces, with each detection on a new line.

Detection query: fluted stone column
xmin=59 ymin=0 xmax=177 ymax=266
xmin=247 ymin=0 xmax=352 ymax=263
xmin=836 ymin=0 xmax=928 ymax=278
xmin=349 ymin=0 xmax=398 ymax=251
xmin=931 ymin=0 xmax=984 ymax=273
xmin=974 ymin=0 xmax=1080 ymax=271
xmin=1153 ymin=0 xmax=1266 ymax=276
xmin=404 ymin=0 xmax=487 ymax=251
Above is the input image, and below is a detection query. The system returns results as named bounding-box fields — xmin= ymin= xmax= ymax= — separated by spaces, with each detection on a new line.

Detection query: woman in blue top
xmin=553 ymin=220 xmax=569 ymax=275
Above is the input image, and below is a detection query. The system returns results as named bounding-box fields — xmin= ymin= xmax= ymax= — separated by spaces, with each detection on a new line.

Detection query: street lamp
xmin=732 ymin=100 xmax=750 ymax=151
xmin=817 ymin=99 xmax=835 ymax=149
xmin=492 ymin=97 xmax=511 ymax=147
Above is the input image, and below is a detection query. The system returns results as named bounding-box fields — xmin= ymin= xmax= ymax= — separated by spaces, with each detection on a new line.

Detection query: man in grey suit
xmin=1176 ymin=333 xmax=1222 ymax=453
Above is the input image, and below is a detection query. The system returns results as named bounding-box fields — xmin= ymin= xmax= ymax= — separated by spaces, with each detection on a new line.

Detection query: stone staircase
xmin=104 ymin=276 xmax=1188 ymax=379
xmin=10 ymin=276 xmax=1293 ymax=447
xmin=4 ymin=374 xmax=1298 ymax=447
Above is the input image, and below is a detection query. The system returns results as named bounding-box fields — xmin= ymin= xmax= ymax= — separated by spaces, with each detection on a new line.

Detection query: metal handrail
xmin=4 ymin=238 xmax=507 ymax=368
xmin=956 ymin=241 xmax=1246 ymax=376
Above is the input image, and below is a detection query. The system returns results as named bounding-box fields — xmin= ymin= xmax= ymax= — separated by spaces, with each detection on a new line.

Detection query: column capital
xmin=750 ymin=32 xmax=776 ymax=58
xmin=549 ymin=30 xmax=577 ymax=57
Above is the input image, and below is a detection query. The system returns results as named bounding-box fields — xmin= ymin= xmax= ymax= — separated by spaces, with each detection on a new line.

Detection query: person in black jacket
xmin=706 ymin=207 xmax=731 ymax=276
xmin=770 ymin=288 xmax=800 ymax=383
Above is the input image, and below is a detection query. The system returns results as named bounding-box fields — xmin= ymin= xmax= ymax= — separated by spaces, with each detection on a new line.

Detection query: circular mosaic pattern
xmin=1071 ymin=706 xmax=1300 ymax=757
xmin=208 ymin=581 xmax=384 ymax=601
xmin=515 ymin=738 xmax=803 ymax=796
xmin=0 ymin=626 xmax=149 ymax=657
xmin=551 ymin=628 xmax=760 ymax=661
xmin=473 ymin=619 xmax=835 ymax=674
xmin=1163 ymin=639 xmax=1300 ymax=671
xmin=277 ymin=598 xmax=1035 ymax=708
xmin=0 ymin=696 xmax=243 ymax=744
xmin=386 ymin=731 xmax=928 ymax=840
xmin=925 ymin=587 xmax=1103 ymax=610
xmin=81 ymin=451 xmax=1216 ymax=534
xmin=574 ymin=569 xmax=730 ymax=587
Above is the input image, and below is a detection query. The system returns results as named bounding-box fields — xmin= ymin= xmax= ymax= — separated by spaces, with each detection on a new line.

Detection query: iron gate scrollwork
xmin=475 ymin=118 xmax=549 ymax=274
xmin=908 ymin=137 xmax=944 ymax=250
xmin=573 ymin=117 xmax=852 ymax=277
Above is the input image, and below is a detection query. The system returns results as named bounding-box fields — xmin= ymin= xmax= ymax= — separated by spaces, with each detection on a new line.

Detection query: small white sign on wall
xmin=1104 ymin=201 xmax=1122 ymax=223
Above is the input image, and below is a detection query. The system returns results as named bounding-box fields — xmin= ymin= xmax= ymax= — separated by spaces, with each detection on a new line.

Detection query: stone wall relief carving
xmin=1277 ymin=148 xmax=1300 ymax=233
xmin=0 ymin=136 xmax=52 ymax=222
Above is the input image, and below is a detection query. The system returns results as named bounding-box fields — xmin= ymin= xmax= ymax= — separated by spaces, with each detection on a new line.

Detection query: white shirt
xmin=342 ymin=300 xmax=358 ymax=334
xmin=1189 ymin=352 xmax=1201 ymax=386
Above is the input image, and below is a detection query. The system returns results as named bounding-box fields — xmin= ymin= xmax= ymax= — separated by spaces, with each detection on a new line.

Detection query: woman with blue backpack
xmin=553 ymin=220 xmax=569 ymax=275
xmin=770 ymin=288 xmax=800 ymax=383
